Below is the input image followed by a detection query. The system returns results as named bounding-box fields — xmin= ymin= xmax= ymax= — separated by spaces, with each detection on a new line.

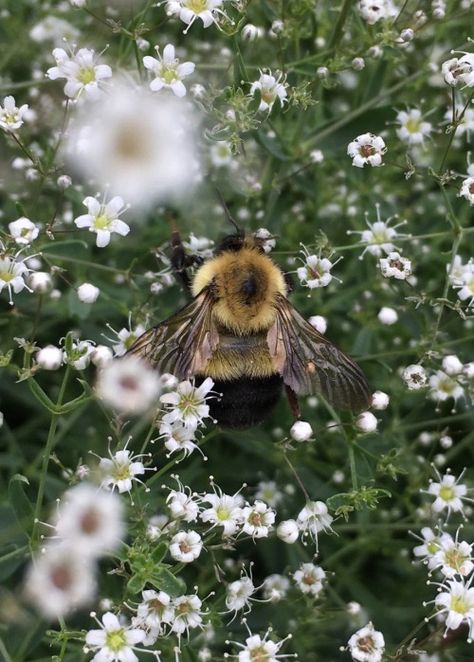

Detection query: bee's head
xmin=215 ymin=232 xmax=268 ymax=256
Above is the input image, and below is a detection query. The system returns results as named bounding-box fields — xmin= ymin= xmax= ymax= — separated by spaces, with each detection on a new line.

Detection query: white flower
xmin=74 ymin=195 xmax=130 ymax=248
xmin=160 ymin=377 xmax=215 ymax=430
xmin=254 ymin=228 xmax=276 ymax=253
xmin=200 ymin=492 xmax=244 ymax=536
xmin=210 ymin=140 xmax=234 ymax=168
xmin=241 ymin=24 xmax=264 ymax=41
xmin=25 ymin=545 xmax=96 ymax=619
xmin=133 ymin=589 xmax=174 ymax=641
xmin=347 ymin=622 xmax=385 ymax=662
xmin=85 ymin=612 xmax=146 ymax=662
xmin=77 ymin=283 xmax=100 ymax=303
xmin=460 ymin=176 xmax=474 ymax=205
xmin=396 ymin=109 xmax=432 ymax=145
xmin=356 ymin=411 xmax=378 ymax=433
xmin=379 ymin=251 xmax=412 ymax=279
xmin=429 ymin=370 xmax=464 ymax=402
xmin=297 ymin=501 xmax=333 ymax=545
xmin=8 ymin=217 xmax=39 ymax=245
xmin=297 ymin=251 xmax=336 ymax=289
xmin=442 ymin=52 xmax=474 ymax=88
xmin=63 ymin=339 xmax=94 ymax=370
xmin=358 ymin=0 xmax=397 ymax=24
xmin=0 ymin=95 xmax=29 ymax=131
xmin=308 ymin=315 xmax=327 ymax=334
xmin=442 ymin=355 xmax=464 ymax=376
xmin=350 ymin=205 xmax=407 ymax=258
xmin=276 ymin=519 xmax=299 ymax=544
xmin=0 ymin=255 xmax=30 ymax=305
xmin=371 ymin=391 xmax=389 ymax=410
xmin=347 ymin=133 xmax=386 ymax=168
xmin=99 ymin=447 xmax=149 ymax=494
xmin=403 ymin=364 xmax=427 ymax=390
xmin=183 ymin=233 xmax=215 ymax=259
xmin=107 ymin=323 xmax=146 ymax=357
xmin=426 ymin=471 xmax=469 ymax=516
xmin=30 ymin=16 xmax=79 ymax=44
xmin=234 ymin=632 xmax=291 ymax=662
xmin=29 ymin=271 xmax=53 ymax=293
xmin=170 ymin=594 xmax=203 ymax=634
xmin=90 ymin=345 xmax=113 ymax=367
xmin=143 ymin=44 xmax=195 ymax=97
xmin=47 ymin=47 xmax=112 ymax=99
xmin=225 ymin=577 xmax=256 ymax=612
xmin=413 ymin=527 xmax=442 ymax=566
xmin=165 ymin=0 xmax=229 ymax=33
xmin=36 ymin=345 xmax=63 ymax=370
xmin=290 ymin=420 xmax=313 ymax=442
xmin=454 ymin=269 xmax=474 ymax=307
xmin=250 ymin=71 xmax=288 ymax=112
xmin=169 ymin=530 xmax=203 ymax=563
xmin=434 ymin=579 xmax=474 ymax=642
xmin=159 ymin=420 xmax=200 ymax=457
xmin=431 ymin=532 xmax=474 ymax=578
xmin=378 ymin=306 xmax=398 ymax=325
xmin=262 ymin=574 xmax=290 ymax=602
xmin=53 ymin=484 xmax=124 ymax=556
xmin=241 ymin=500 xmax=275 ymax=538
xmin=65 ymin=82 xmax=200 ymax=208
xmin=255 ymin=481 xmax=283 ymax=508
xmin=293 ymin=562 xmax=326 ymax=597
xmin=167 ymin=489 xmax=199 ymax=522
xmin=447 ymin=255 xmax=474 ymax=287
xmin=95 ymin=356 xmax=161 ymax=415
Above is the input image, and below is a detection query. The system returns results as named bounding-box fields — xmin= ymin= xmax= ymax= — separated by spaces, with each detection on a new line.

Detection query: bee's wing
xmin=267 ymin=294 xmax=370 ymax=412
xmin=127 ymin=287 xmax=219 ymax=379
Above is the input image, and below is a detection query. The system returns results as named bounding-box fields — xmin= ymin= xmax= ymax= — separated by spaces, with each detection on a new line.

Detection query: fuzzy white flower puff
xmin=74 ymin=195 xmax=130 ymax=248
xmin=143 ymin=43 xmax=195 ymax=97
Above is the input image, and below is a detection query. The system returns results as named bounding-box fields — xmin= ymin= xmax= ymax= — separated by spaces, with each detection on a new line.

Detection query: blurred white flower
xmin=241 ymin=23 xmax=264 ymax=41
xmin=254 ymin=228 xmax=276 ymax=253
xmin=0 ymin=95 xmax=29 ymax=132
xmin=143 ymin=44 xmax=195 ymax=97
xmin=262 ymin=574 xmax=290 ymax=602
xmin=371 ymin=390 xmax=390 ymax=410
xmin=63 ymin=339 xmax=94 ymax=370
xmin=349 ymin=205 xmax=407 ymax=259
xmin=442 ymin=355 xmax=463 ymax=376
xmin=36 ymin=345 xmax=63 ymax=370
xmin=358 ymin=0 xmax=397 ymax=24
xmin=308 ymin=315 xmax=327 ymax=334
xmin=396 ymin=109 xmax=432 ymax=145
xmin=276 ymin=519 xmax=299 ymax=544
xmin=460 ymin=176 xmax=474 ymax=205
xmin=378 ymin=306 xmax=398 ymax=325
xmin=289 ymin=420 xmax=313 ymax=442
xmin=30 ymin=271 xmax=53 ymax=293
xmin=74 ymin=195 xmax=130 ymax=248
xmin=255 ymin=480 xmax=283 ymax=508
xmin=26 ymin=545 xmax=96 ymax=619
xmin=53 ymin=484 xmax=124 ymax=556
xmin=0 ymin=255 xmax=30 ymax=305
xmin=96 ymin=355 xmax=161 ymax=415
xmin=225 ymin=576 xmax=256 ymax=613
xmin=347 ymin=622 xmax=385 ymax=662
xmin=429 ymin=370 xmax=464 ymax=402
xmin=356 ymin=411 xmax=378 ymax=433
xmin=47 ymin=47 xmax=112 ymax=99
xmin=77 ymin=282 xmax=100 ymax=303
xmin=442 ymin=52 xmax=474 ymax=88
xmin=169 ymin=530 xmax=203 ymax=563
xmin=91 ymin=345 xmax=114 ymax=367
xmin=8 ymin=217 xmax=39 ymax=245
xmin=347 ymin=133 xmax=386 ymax=167
xmin=250 ymin=71 xmax=288 ymax=112
xmin=30 ymin=16 xmax=79 ymax=44
xmin=65 ymin=82 xmax=200 ymax=208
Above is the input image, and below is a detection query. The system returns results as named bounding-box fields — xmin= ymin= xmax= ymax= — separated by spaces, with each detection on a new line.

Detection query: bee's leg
xmin=283 ymin=272 xmax=295 ymax=294
xmin=170 ymin=230 xmax=203 ymax=295
xmin=285 ymin=384 xmax=301 ymax=419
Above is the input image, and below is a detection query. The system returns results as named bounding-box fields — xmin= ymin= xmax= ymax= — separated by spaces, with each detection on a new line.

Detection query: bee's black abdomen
xmin=200 ymin=374 xmax=283 ymax=429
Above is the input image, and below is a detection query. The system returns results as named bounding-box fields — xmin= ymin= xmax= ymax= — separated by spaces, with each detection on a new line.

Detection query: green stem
xmin=328 ymin=0 xmax=355 ymax=51
xmin=348 ymin=440 xmax=358 ymax=490
xmin=32 ymin=367 xmax=71 ymax=545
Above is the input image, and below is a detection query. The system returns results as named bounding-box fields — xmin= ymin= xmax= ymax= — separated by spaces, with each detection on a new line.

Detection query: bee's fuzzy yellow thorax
xmin=192 ymin=247 xmax=287 ymax=334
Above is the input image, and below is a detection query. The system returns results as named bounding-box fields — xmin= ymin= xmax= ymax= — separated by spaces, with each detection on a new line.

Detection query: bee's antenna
xmin=214 ymin=188 xmax=243 ymax=235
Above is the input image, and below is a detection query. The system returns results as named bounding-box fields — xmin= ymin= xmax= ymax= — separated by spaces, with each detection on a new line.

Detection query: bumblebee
xmin=128 ymin=229 xmax=370 ymax=429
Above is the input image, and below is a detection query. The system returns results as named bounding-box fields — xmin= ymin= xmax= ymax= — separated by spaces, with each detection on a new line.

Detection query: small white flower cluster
xmin=402 ymin=354 xmax=472 ymax=405
xmin=296 ymin=246 xmax=340 ymax=290
xmin=159 ymin=377 xmax=216 ymax=456
xmin=277 ymin=500 xmax=333 ymax=549
xmin=413 ymin=473 xmax=474 ymax=644
xmin=36 ymin=337 xmax=116 ymax=371
xmin=26 ymin=484 xmax=124 ymax=619
xmin=96 ymin=356 xmax=162 ymax=416
xmin=448 ymin=254 xmax=474 ymax=306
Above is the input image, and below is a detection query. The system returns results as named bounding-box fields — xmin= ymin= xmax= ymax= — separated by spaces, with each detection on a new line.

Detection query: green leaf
xmin=126 ymin=573 xmax=147 ymax=595
xmin=27 ymin=378 xmax=57 ymax=414
xmin=151 ymin=542 xmax=168 ymax=565
xmin=67 ymin=289 xmax=92 ymax=321
xmin=8 ymin=474 xmax=33 ymax=536
xmin=149 ymin=568 xmax=185 ymax=597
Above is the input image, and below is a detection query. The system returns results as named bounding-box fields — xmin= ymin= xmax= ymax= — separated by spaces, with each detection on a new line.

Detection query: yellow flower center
xmin=405 ymin=117 xmax=421 ymax=133
xmin=444 ymin=548 xmax=468 ymax=572
xmin=113 ymin=463 xmax=131 ymax=481
xmin=450 ymin=594 xmax=470 ymax=615
xmin=78 ymin=67 xmax=97 ymax=85
xmin=161 ymin=66 xmax=178 ymax=84
xmin=185 ymin=0 xmax=208 ymax=12
xmin=105 ymin=628 xmax=127 ymax=653
xmin=261 ymin=89 xmax=276 ymax=104
xmin=439 ymin=485 xmax=455 ymax=502
xmin=0 ymin=271 xmax=14 ymax=282
xmin=250 ymin=646 xmax=270 ymax=661
xmin=94 ymin=214 xmax=110 ymax=230
xmin=216 ymin=506 xmax=230 ymax=521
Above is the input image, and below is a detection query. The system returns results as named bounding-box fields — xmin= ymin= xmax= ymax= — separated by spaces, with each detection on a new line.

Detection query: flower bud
xmin=355 ymin=411 xmax=378 ymax=433
xmin=36 ymin=345 xmax=63 ymax=370
xmin=29 ymin=271 xmax=52 ymax=293
xmin=77 ymin=283 xmax=100 ymax=303
xmin=378 ymin=306 xmax=398 ymax=325
xmin=442 ymin=355 xmax=463 ymax=376
xmin=308 ymin=315 xmax=327 ymax=334
xmin=290 ymin=420 xmax=313 ymax=442
xmin=277 ymin=519 xmax=299 ymax=544
xmin=371 ymin=390 xmax=390 ymax=410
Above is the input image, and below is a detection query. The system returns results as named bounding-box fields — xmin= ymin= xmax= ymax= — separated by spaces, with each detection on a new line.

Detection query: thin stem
xmin=32 ymin=366 xmax=71 ymax=546
xmin=328 ymin=0 xmax=355 ymax=51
